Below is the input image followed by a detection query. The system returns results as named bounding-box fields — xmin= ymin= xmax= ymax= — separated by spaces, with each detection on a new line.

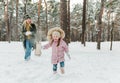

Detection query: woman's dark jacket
xmin=22 ymin=23 xmax=36 ymax=49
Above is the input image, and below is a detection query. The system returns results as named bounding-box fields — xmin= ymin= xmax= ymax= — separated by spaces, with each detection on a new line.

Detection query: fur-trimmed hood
xmin=47 ymin=27 xmax=65 ymax=41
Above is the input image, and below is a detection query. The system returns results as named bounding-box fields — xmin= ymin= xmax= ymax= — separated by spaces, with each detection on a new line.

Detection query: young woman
xmin=22 ymin=15 xmax=36 ymax=61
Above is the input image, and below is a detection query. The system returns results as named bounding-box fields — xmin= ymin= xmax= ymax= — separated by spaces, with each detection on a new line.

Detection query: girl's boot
xmin=53 ymin=71 xmax=57 ymax=74
xmin=60 ymin=68 xmax=64 ymax=74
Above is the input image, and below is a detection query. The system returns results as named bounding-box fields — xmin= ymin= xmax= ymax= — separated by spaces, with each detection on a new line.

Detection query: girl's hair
xmin=47 ymin=27 xmax=65 ymax=41
xmin=50 ymin=38 xmax=61 ymax=47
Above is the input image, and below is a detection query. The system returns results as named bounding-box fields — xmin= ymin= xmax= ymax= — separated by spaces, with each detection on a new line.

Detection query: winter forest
xmin=0 ymin=0 xmax=120 ymax=50
xmin=0 ymin=0 xmax=120 ymax=83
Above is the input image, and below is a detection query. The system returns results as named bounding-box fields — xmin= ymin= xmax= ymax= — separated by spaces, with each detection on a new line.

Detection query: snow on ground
xmin=0 ymin=41 xmax=120 ymax=83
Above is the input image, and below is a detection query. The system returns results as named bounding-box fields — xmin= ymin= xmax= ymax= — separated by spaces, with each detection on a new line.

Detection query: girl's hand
xmin=66 ymin=52 xmax=71 ymax=60
xmin=41 ymin=46 xmax=45 ymax=49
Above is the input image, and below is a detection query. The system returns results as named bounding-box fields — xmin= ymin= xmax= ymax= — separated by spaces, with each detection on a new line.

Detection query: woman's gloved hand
xmin=25 ymin=31 xmax=32 ymax=36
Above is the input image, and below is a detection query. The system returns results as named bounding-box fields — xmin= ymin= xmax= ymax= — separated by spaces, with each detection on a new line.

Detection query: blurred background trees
xmin=0 ymin=0 xmax=120 ymax=46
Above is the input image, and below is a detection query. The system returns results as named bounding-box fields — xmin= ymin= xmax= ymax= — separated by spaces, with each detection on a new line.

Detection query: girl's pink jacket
xmin=43 ymin=39 xmax=68 ymax=64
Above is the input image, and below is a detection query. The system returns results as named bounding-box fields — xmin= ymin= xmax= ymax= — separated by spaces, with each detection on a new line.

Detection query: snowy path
xmin=0 ymin=42 xmax=120 ymax=83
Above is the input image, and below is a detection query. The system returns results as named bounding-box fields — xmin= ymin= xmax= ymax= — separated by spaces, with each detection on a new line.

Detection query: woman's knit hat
xmin=47 ymin=27 xmax=65 ymax=41
xmin=24 ymin=14 xmax=31 ymax=20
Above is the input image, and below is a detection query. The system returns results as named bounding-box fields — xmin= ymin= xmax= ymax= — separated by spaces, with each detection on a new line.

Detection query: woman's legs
xmin=24 ymin=40 xmax=32 ymax=60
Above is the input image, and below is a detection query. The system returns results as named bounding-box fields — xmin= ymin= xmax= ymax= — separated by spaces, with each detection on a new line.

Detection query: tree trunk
xmin=44 ymin=0 xmax=48 ymax=35
xmin=38 ymin=0 xmax=42 ymax=28
xmin=16 ymin=0 xmax=19 ymax=41
xmin=81 ymin=0 xmax=86 ymax=46
xmin=2 ymin=2 xmax=5 ymax=41
xmin=37 ymin=0 xmax=42 ymax=41
xmin=67 ymin=0 xmax=70 ymax=43
xmin=97 ymin=0 xmax=104 ymax=50
xmin=9 ymin=0 xmax=14 ymax=42
xmin=24 ymin=0 xmax=27 ymax=14
xmin=60 ymin=0 xmax=69 ymax=44
xmin=110 ymin=22 xmax=114 ymax=50
xmin=107 ymin=11 xmax=110 ymax=41
xmin=4 ymin=0 xmax=9 ymax=42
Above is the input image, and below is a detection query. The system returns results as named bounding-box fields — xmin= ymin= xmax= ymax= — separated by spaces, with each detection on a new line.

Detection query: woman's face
xmin=26 ymin=18 xmax=31 ymax=24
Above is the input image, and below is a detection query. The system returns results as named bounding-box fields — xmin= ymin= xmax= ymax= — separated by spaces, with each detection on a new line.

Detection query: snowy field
xmin=0 ymin=41 xmax=120 ymax=83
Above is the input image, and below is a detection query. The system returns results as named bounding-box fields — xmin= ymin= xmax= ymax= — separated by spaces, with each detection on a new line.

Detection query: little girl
xmin=42 ymin=27 xmax=71 ymax=74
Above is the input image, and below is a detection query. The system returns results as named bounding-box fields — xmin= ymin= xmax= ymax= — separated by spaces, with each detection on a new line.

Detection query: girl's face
xmin=52 ymin=35 xmax=59 ymax=42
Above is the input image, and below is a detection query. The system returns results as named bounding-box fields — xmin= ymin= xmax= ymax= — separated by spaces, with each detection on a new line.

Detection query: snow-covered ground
xmin=0 ymin=41 xmax=120 ymax=83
